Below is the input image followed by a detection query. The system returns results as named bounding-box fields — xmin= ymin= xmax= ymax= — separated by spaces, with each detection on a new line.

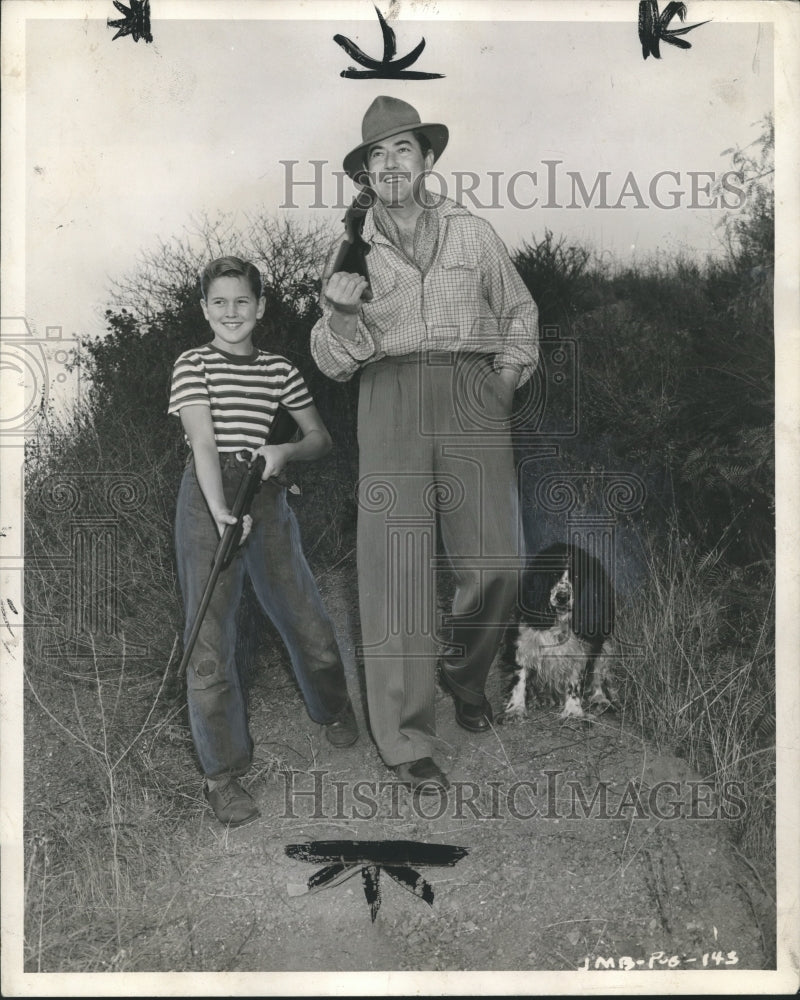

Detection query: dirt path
xmin=23 ymin=563 xmax=774 ymax=977
xmin=128 ymin=569 xmax=772 ymax=975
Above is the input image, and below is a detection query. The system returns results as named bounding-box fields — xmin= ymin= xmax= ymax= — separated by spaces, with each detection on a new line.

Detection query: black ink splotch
xmin=335 ymin=5 xmax=443 ymax=80
xmin=638 ymin=1 xmax=709 ymax=60
xmin=107 ymin=0 xmax=152 ymax=44
xmin=286 ymin=839 xmax=467 ymax=921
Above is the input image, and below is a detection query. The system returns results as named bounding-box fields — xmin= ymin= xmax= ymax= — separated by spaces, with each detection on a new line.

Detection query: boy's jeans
xmin=175 ymin=456 xmax=351 ymax=779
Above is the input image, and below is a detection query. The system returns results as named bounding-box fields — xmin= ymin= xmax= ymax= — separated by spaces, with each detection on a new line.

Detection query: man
xmin=311 ymin=96 xmax=538 ymax=792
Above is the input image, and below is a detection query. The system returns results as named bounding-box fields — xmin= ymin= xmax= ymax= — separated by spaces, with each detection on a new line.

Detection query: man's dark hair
xmin=363 ymin=129 xmax=433 ymax=169
xmin=200 ymin=256 xmax=263 ymax=300
xmin=413 ymin=129 xmax=433 ymax=157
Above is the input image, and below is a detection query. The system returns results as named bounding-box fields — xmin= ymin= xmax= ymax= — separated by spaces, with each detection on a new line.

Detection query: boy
xmin=169 ymin=255 xmax=358 ymax=827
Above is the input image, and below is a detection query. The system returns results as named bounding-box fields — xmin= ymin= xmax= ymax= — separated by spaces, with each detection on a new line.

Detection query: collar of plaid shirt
xmin=369 ymin=188 xmax=440 ymax=275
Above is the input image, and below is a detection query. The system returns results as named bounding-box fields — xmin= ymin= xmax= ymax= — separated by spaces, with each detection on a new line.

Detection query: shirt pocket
xmin=433 ymin=251 xmax=482 ymax=341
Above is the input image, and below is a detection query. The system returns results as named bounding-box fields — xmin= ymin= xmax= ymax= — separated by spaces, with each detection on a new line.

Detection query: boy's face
xmin=201 ymin=275 xmax=265 ymax=354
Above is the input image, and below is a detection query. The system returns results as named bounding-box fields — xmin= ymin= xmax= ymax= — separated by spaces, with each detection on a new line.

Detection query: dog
xmin=501 ymin=542 xmax=619 ymax=721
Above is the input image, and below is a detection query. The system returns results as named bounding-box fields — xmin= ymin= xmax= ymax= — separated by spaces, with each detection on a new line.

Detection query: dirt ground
xmin=22 ymin=564 xmax=776 ymax=979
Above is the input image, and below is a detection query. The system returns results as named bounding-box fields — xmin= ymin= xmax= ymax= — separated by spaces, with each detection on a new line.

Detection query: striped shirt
xmin=310 ymin=196 xmax=538 ymax=384
xmin=168 ymin=344 xmax=312 ymax=452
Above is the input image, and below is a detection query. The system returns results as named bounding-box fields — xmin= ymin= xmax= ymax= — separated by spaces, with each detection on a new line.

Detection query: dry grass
xmin=614 ymin=524 xmax=775 ymax=862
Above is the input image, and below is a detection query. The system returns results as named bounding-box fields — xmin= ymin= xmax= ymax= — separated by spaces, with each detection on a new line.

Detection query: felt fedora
xmin=343 ymin=96 xmax=448 ymax=182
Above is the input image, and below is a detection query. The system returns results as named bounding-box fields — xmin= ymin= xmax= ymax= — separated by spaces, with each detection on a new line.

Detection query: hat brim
xmin=343 ymin=122 xmax=449 ymax=183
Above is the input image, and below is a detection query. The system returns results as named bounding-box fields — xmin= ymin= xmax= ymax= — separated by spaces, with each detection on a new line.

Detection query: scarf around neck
xmin=371 ymin=189 xmax=440 ymax=275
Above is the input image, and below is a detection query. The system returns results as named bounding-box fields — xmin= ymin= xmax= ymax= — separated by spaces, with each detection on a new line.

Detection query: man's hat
xmin=343 ymin=96 xmax=449 ymax=182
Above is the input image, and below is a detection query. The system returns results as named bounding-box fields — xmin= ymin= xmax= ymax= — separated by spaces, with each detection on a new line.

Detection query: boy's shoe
xmin=324 ymin=703 xmax=359 ymax=747
xmin=204 ymin=777 xmax=260 ymax=827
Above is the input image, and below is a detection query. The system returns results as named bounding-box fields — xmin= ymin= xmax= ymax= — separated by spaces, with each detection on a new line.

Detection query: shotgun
xmin=175 ymin=451 xmax=266 ymax=682
xmin=174 ymin=406 xmax=300 ymax=685
xmin=331 ymin=188 xmax=375 ymax=302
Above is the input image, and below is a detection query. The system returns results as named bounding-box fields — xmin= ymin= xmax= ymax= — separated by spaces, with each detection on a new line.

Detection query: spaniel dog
xmin=501 ymin=542 xmax=619 ymax=721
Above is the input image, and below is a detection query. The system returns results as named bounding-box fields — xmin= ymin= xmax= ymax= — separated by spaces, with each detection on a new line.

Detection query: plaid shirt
xmin=310 ymin=197 xmax=539 ymax=385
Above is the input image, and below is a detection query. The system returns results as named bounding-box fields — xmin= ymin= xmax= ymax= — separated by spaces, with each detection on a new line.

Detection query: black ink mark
xmin=107 ymin=0 xmax=152 ymax=44
xmin=334 ymin=5 xmax=443 ymax=80
xmin=285 ymin=840 xmax=467 ymax=921
xmin=638 ymin=1 xmax=709 ymax=60
xmin=1 ymin=599 xmax=16 ymax=637
xmin=7 ymin=598 xmax=18 ymax=615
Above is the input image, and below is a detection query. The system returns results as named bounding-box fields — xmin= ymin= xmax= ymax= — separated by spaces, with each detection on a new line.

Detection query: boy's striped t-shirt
xmin=168 ymin=344 xmax=313 ymax=452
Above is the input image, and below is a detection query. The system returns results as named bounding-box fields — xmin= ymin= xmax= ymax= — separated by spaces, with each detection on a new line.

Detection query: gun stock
xmin=331 ymin=191 xmax=374 ymax=302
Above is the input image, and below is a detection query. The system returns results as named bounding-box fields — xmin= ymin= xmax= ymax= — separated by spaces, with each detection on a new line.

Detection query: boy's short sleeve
xmin=280 ymin=362 xmax=314 ymax=410
xmin=168 ymin=351 xmax=209 ymax=416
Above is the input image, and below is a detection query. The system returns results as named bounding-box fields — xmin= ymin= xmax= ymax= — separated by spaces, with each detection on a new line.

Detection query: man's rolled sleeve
xmin=310 ymin=307 xmax=376 ymax=382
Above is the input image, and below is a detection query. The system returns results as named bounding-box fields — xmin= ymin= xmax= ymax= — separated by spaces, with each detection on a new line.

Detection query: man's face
xmin=201 ymin=275 xmax=265 ymax=354
xmin=365 ymin=131 xmax=434 ymax=208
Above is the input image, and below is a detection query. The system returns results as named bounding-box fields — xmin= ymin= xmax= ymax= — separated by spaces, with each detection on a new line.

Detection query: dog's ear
xmin=559 ymin=569 xmax=570 ymax=584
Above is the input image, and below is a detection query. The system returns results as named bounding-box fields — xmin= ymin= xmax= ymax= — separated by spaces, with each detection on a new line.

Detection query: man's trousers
xmin=356 ymin=352 xmax=522 ymax=766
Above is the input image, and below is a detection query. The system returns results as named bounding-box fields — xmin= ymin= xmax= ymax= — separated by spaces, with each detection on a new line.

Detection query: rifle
xmin=331 ymin=188 xmax=375 ymax=302
xmin=174 ymin=406 xmax=300 ymax=685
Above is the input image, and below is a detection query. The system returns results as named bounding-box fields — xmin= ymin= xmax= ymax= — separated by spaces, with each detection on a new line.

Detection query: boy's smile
xmin=201 ymin=275 xmax=266 ymax=355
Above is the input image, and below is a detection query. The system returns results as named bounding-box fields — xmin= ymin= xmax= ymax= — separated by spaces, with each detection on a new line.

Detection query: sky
xmin=17 ymin=0 xmax=774 ymax=365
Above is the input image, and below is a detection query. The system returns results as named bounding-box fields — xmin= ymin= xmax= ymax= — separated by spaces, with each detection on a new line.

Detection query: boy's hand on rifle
xmin=213 ymin=509 xmax=253 ymax=544
xmin=324 ymin=272 xmax=369 ymax=314
xmin=254 ymin=443 xmax=290 ymax=481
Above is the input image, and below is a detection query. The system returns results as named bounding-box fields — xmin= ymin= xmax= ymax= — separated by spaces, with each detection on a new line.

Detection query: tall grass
xmin=616 ymin=524 xmax=775 ymax=861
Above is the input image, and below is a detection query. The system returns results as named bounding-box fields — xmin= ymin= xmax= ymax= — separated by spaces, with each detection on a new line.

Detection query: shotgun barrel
xmin=174 ymin=405 xmax=301 ymax=684
xmin=175 ymin=452 xmax=266 ymax=681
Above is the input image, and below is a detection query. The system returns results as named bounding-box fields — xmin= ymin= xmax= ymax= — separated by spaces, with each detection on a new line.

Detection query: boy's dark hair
xmin=200 ymin=256 xmax=263 ymax=300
